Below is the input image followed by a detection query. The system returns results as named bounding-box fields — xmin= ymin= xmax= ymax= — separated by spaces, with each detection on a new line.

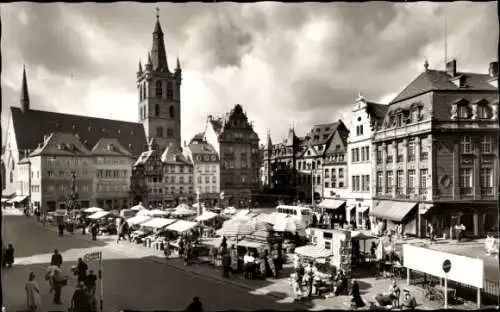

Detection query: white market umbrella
xmin=295 ymin=245 xmax=332 ymax=259
xmin=195 ymin=211 xmax=218 ymax=222
xmin=131 ymin=203 xmax=146 ymax=211
xmin=172 ymin=205 xmax=197 ymax=217
xmin=83 ymin=207 xmax=104 ymax=214
xmin=221 ymin=218 xmax=254 ymax=237
xmin=148 ymin=209 xmax=169 ymax=217
xmin=273 ymin=216 xmax=305 ymax=234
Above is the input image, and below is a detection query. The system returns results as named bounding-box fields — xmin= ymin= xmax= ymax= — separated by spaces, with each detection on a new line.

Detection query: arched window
xmin=477 ymin=104 xmax=490 ymax=119
xmin=10 ymin=172 xmax=13 ymax=183
xmin=155 ymin=104 xmax=160 ymax=117
xmin=169 ymin=105 xmax=174 ymax=118
xmin=167 ymin=82 xmax=173 ymax=100
xmin=155 ymin=81 xmax=163 ymax=98
xmin=142 ymin=84 xmax=146 ymax=99
xmin=458 ymin=105 xmax=469 ymax=119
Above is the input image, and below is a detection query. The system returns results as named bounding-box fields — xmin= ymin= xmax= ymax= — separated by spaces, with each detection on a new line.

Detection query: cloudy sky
xmin=1 ymin=2 xmax=497 ymax=145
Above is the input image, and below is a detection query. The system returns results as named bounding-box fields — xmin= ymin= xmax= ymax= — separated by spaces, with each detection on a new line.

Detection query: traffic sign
xmin=442 ymin=259 xmax=451 ymax=274
xmin=84 ymin=251 xmax=102 ymax=263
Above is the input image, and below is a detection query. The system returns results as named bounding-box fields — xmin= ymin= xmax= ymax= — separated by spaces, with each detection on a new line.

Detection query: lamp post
xmin=67 ymin=171 xmax=79 ymax=215
xmin=196 ymin=188 xmax=201 ymax=216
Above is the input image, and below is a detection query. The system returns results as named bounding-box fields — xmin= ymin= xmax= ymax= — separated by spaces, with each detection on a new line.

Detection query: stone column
xmin=392 ymin=142 xmax=397 ymax=198
xmin=403 ymin=138 xmax=409 ymax=196
xmin=415 ymin=136 xmax=421 ymax=196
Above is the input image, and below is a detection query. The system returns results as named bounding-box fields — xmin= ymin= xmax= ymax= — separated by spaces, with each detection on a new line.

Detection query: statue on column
xmin=471 ymin=103 xmax=478 ymax=120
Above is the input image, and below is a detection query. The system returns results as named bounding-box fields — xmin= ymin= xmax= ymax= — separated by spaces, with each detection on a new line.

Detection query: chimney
xmin=446 ymin=59 xmax=457 ymax=77
xmin=489 ymin=61 xmax=499 ymax=78
xmin=43 ymin=134 xmax=49 ymax=143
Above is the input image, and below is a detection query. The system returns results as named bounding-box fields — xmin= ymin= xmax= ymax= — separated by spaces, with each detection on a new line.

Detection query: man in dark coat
xmin=50 ymin=249 xmax=63 ymax=268
xmin=222 ymin=253 xmax=231 ymax=278
xmin=85 ymin=270 xmax=98 ymax=295
xmin=185 ymin=296 xmax=203 ymax=312
xmin=71 ymin=282 xmax=91 ymax=312
xmin=350 ymin=280 xmax=365 ymax=308
xmin=75 ymin=258 xmax=88 ymax=283
xmin=91 ymin=222 xmax=99 ymax=241
xmin=3 ymin=244 xmax=15 ymax=267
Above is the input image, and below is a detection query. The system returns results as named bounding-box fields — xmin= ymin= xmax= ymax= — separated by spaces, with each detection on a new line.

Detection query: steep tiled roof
xmin=161 ymin=144 xmax=192 ymax=165
xmin=30 ymin=132 xmax=91 ymax=157
xmin=91 ymin=138 xmax=133 ymax=157
xmin=10 ymin=107 xmax=146 ymax=157
xmin=367 ymin=102 xmax=389 ymax=121
xmin=306 ymin=121 xmax=341 ymax=146
xmin=134 ymin=150 xmax=154 ymax=166
xmin=209 ymin=118 xmax=224 ymax=136
xmin=390 ymin=69 xmax=496 ymax=104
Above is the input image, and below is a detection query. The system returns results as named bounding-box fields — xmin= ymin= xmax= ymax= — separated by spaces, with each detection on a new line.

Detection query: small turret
xmin=145 ymin=52 xmax=153 ymax=71
xmin=175 ymin=56 xmax=182 ymax=73
xmin=137 ymin=60 xmax=143 ymax=77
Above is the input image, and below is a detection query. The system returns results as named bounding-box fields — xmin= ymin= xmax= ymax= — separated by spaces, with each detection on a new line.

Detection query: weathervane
xmin=156 ymin=6 xmax=160 ymax=20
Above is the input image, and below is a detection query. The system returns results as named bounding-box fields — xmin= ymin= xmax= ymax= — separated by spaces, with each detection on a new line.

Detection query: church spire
xmin=20 ymin=64 xmax=30 ymax=113
xmin=137 ymin=60 xmax=143 ymax=77
xmin=176 ymin=56 xmax=181 ymax=72
xmin=151 ymin=7 xmax=169 ymax=72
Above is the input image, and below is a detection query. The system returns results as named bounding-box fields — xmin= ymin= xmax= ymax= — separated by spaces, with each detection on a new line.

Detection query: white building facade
xmin=346 ymin=95 xmax=388 ymax=229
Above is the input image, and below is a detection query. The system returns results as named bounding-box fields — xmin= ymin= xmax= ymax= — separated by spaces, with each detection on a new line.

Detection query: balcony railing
xmin=481 ymin=187 xmax=494 ymax=196
xmin=460 ymin=187 xmax=473 ymax=196
xmin=419 ymin=188 xmax=428 ymax=195
xmin=420 ymin=152 xmax=428 ymax=161
xmin=407 ymin=187 xmax=416 ymax=194
xmin=408 ymin=155 xmax=415 ymax=162
xmin=395 ymin=187 xmax=403 ymax=195
xmin=386 ymin=156 xmax=393 ymax=163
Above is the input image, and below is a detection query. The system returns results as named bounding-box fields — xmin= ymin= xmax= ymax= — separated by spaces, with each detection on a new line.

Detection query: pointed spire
xmin=176 ymin=56 xmax=181 ymax=72
xmin=266 ymin=130 xmax=273 ymax=150
xmin=21 ymin=64 xmax=30 ymax=112
xmin=151 ymin=7 xmax=169 ymax=72
xmin=137 ymin=60 xmax=143 ymax=77
xmin=424 ymin=59 xmax=429 ymax=71
xmin=145 ymin=52 xmax=152 ymax=70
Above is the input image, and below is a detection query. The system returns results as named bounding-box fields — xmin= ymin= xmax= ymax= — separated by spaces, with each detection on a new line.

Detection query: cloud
xmin=1 ymin=2 xmax=497 ymax=147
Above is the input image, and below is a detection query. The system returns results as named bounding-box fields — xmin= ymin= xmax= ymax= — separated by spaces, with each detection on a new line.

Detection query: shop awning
xmin=87 ymin=211 xmax=110 ymax=219
xmin=371 ymin=201 xmax=417 ymax=222
xmin=127 ymin=215 xmax=153 ymax=225
xmin=166 ymin=220 xmax=198 ymax=233
xmin=1 ymin=198 xmax=9 ymax=203
xmin=357 ymin=205 xmax=370 ymax=213
xmin=295 ymin=245 xmax=333 ymax=259
xmin=318 ymin=199 xmax=345 ymax=210
xmin=237 ymin=240 xmax=264 ymax=249
xmin=7 ymin=195 xmax=28 ymax=204
xmin=83 ymin=207 xmax=104 ymax=214
xmin=141 ymin=218 xmax=176 ymax=229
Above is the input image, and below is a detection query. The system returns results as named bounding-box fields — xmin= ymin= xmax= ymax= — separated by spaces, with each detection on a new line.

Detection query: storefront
xmin=318 ymin=199 xmax=346 ymax=223
xmin=371 ymin=200 xmax=418 ymax=236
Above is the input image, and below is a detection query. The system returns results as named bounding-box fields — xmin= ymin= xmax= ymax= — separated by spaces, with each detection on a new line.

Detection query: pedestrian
xmin=25 ymin=272 xmax=41 ymax=312
xmin=34 ymin=207 xmax=41 ymax=222
xmin=222 ymin=252 xmax=231 ymax=278
xmin=70 ymin=282 xmax=91 ymax=312
xmin=50 ymin=249 xmax=63 ymax=268
xmin=3 ymin=244 xmax=15 ymax=268
xmin=58 ymin=222 xmax=64 ymax=236
xmin=91 ymin=222 xmax=99 ymax=241
xmin=85 ymin=270 xmax=98 ymax=295
xmin=428 ymin=223 xmax=434 ymax=244
xmin=51 ymin=269 xmax=67 ymax=305
xmin=185 ymin=296 xmax=203 ymax=312
xmin=75 ymin=258 xmax=88 ymax=284
xmin=350 ymin=280 xmax=365 ymax=308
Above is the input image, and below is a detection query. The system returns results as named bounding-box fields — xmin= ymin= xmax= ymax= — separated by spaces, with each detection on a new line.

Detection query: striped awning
xmin=295 ymin=245 xmax=332 ymax=259
xmin=7 ymin=195 xmax=28 ymax=204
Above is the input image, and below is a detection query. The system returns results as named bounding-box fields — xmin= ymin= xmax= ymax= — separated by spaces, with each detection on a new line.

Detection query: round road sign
xmin=442 ymin=259 xmax=451 ymax=274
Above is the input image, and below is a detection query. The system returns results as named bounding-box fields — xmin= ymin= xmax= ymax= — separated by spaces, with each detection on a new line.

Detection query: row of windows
xmin=47 ymin=170 xmax=89 ymax=178
xmin=139 ymin=81 xmax=174 ymax=102
xmin=376 ymin=138 xmax=428 ymax=163
xmin=455 ymin=103 xmax=492 ymax=119
xmin=95 ymin=157 xmax=129 ymax=165
xmin=195 ymin=155 xmax=218 ymax=162
xmin=46 ymin=157 xmax=90 ymax=166
xmin=297 ymin=160 xmax=321 ymax=171
xmin=140 ymin=105 xmax=175 ymax=121
xmin=352 ymin=175 xmax=370 ymax=192
xmin=225 ymin=146 xmax=259 ymax=155
xmin=164 ymin=176 xmax=194 ymax=184
xmin=351 ymin=146 xmax=370 ymax=163
xmin=377 ymin=169 xmax=428 ymax=192
xmin=222 ymin=160 xmax=258 ymax=169
xmin=297 ymin=175 xmax=321 ymax=185
xmin=460 ymin=136 xmax=493 ymax=154
xmin=324 ymin=180 xmax=345 ymax=188
xmin=96 ymin=169 xmax=128 ymax=178
xmin=45 ymin=184 xmax=90 ymax=193
xmin=97 ymin=184 xmax=129 ymax=192
xmin=196 ymin=165 xmax=218 ymax=173
xmin=154 ymin=126 xmax=175 ymax=138
xmin=385 ymin=106 xmax=423 ymax=129
xmin=324 ymin=168 xmax=345 ymax=179
xmin=459 ymin=168 xmax=494 ymax=193
xmin=163 ymin=165 xmax=193 ymax=174
xmin=196 ymin=176 xmax=217 ymax=184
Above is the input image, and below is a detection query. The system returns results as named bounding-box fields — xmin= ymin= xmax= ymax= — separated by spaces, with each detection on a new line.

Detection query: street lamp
xmin=67 ymin=171 xmax=79 ymax=214
xmin=196 ymin=187 xmax=201 ymax=216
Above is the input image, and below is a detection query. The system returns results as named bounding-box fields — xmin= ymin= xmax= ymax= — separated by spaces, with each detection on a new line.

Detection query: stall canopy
xmin=131 ymin=203 xmax=146 ymax=211
xmin=371 ymin=201 xmax=417 ymax=222
xmin=273 ymin=215 xmax=306 ymax=234
xmin=221 ymin=219 xmax=254 ymax=236
xmin=127 ymin=215 xmax=153 ymax=225
xmin=234 ymin=209 xmax=251 ymax=218
xmin=256 ymin=212 xmax=278 ymax=225
xmin=142 ymin=218 xmax=176 ymax=229
xmin=1 ymin=198 xmax=9 ymax=203
xmin=351 ymin=231 xmax=376 ymax=241
xmin=295 ymin=245 xmax=333 ymax=259
xmin=238 ymin=240 xmax=264 ymax=249
xmin=318 ymin=199 xmax=345 ymax=210
xmin=166 ymin=220 xmax=198 ymax=233
xmin=7 ymin=195 xmax=28 ymax=204
xmin=83 ymin=207 xmax=104 ymax=214
xmin=148 ymin=209 xmax=169 ymax=216
xmin=172 ymin=204 xmax=197 ymax=216
xmin=88 ymin=211 xmax=110 ymax=219
xmin=195 ymin=211 xmax=218 ymax=222
xmin=357 ymin=205 xmax=370 ymax=213
xmin=223 ymin=206 xmax=237 ymax=215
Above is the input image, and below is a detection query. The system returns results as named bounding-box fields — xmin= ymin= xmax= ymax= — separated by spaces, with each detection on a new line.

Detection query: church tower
xmin=137 ymin=9 xmax=182 ymax=152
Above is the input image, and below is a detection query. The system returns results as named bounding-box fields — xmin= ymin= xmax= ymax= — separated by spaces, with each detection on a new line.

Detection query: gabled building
xmin=131 ymin=138 xmax=163 ymax=208
xmin=260 ymin=127 xmax=301 ymax=203
xmin=92 ymin=138 xmax=135 ymax=210
xmin=2 ymin=66 xmax=147 ymax=196
xmin=17 ymin=132 xmax=94 ymax=212
xmin=347 ymin=94 xmax=388 ymax=229
xmin=372 ymin=59 xmax=498 ymax=238
xmin=184 ymin=134 xmax=220 ymax=206
xmin=161 ymin=143 xmax=194 ymax=206
xmin=205 ymin=104 xmax=260 ymax=208
xmin=296 ymin=120 xmax=348 ymax=203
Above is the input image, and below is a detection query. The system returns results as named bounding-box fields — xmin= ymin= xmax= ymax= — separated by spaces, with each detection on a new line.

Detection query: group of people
xmin=373 ymin=279 xmax=417 ymax=309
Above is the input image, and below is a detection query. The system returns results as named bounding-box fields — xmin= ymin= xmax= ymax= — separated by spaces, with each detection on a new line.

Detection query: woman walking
xmin=25 ymin=272 xmax=41 ymax=312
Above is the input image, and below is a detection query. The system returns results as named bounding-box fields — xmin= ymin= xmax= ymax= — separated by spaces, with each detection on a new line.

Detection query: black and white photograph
xmin=1 ymin=2 xmax=498 ymax=311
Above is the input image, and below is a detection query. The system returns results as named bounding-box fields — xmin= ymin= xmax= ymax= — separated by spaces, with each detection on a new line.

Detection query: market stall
xmin=131 ymin=203 xmax=146 ymax=211
xmin=83 ymin=207 xmax=104 ymax=214
xmin=195 ymin=211 xmax=218 ymax=222
xmin=87 ymin=211 xmax=110 ymax=220
xmin=171 ymin=205 xmax=197 ymax=218
xmin=127 ymin=215 xmax=153 ymax=226
xmin=166 ymin=220 xmax=198 ymax=234
xmin=293 ymin=245 xmax=337 ymax=297
xmin=273 ymin=215 xmax=306 ymax=237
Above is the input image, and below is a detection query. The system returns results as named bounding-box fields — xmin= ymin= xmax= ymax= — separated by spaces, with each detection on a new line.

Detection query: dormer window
xmin=451 ymin=75 xmax=467 ymax=88
xmin=475 ymin=100 xmax=491 ymax=119
xmin=458 ymin=105 xmax=469 ymax=119
xmin=107 ymin=144 xmax=114 ymax=151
